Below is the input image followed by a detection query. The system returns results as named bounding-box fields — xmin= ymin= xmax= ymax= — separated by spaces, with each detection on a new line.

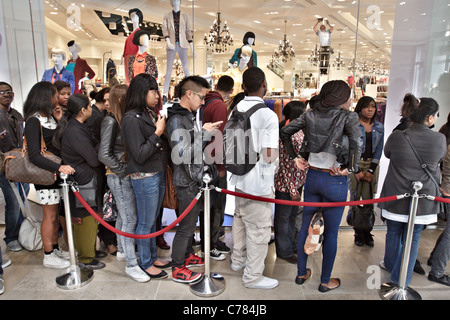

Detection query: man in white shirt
xmin=229 ymin=67 xmax=279 ymax=289
xmin=314 ymin=18 xmax=334 ymax=74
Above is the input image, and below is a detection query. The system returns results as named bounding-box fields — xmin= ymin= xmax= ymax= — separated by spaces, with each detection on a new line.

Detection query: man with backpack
xmin=225 ymin=67 xmax=279 ymax=289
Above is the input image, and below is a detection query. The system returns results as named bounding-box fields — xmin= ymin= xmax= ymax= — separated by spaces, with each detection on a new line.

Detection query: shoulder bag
xmin=346 ymin=179 xmax=376 ymax=230
xmin=10 ymin=182 xmax=43 ymax=251
xmin=3 ymin=123 xmax=61 ymax=185
xmin=162 ymin=165 xmax=178 ymax=210
xmin=403 ymin=132 xmax=448 ymax=221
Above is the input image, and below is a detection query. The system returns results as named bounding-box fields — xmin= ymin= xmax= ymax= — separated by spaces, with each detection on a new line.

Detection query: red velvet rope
xmin=73 ymin=190 xmax=200 ymax=239
xmin=433 ymin=196 xmax=450 ymax=203
xmin=218 ymin=188 xmax=401 ymax=207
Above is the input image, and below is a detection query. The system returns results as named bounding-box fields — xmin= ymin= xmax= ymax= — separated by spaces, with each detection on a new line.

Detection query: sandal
xmin=295 ymin=268 xmax=311 ymax=285
xmin=318 ymin=278 xmax=341 ymax=292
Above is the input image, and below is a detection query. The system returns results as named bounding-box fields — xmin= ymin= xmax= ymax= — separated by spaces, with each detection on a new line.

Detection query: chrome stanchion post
xmin=56 ymin=173 xmax=94 ymax=290
xmin=190 ymin=173 xmax=226 ymax=297
xmin=379 ymin=181 xmax=423 ymax=300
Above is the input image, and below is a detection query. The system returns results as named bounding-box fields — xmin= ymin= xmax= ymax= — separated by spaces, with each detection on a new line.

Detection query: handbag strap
xmin=403 ymin=132 xmax=441 ymax=191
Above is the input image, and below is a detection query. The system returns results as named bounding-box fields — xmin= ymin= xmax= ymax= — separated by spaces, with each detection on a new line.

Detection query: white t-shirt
xmin=317 ymin=30 xmax=331 ymax=47
xmin=230 ymin=96 xmax=279 ymax=196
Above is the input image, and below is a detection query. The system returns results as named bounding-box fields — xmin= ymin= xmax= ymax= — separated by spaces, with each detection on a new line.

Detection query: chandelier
xmin=332 ymin=44 xmax=345 ymax=69
xmin=203 ymin=0 xmax=234 ymax=53
xmin=308 ymin=44 xmax=320 ymax=66
xmin=273 ymin=19 xmax=295 ymax=62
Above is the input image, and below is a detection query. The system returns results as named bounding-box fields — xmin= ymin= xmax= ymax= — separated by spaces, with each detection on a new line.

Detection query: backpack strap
xmin=244 ymin=102 xmax=266 ymax=118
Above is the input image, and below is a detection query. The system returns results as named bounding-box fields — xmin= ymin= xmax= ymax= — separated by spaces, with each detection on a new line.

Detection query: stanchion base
xmin=190 ymin=273 xmax=226 ymax=297
xmin=379 ymin=282 xmax=422 ymax=300
xmin=56 ymin=267 xmax=94 ymax=290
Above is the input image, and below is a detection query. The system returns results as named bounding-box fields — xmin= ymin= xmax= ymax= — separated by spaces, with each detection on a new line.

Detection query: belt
xmin=309 ymin=166 xmax=333 ymax=174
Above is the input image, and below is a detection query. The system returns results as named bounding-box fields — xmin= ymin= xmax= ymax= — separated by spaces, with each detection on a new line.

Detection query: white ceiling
xmin=44 ymin=0 xmax=399 ymax=67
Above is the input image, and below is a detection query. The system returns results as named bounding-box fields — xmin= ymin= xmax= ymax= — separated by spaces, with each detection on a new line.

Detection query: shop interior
xmin=43 ymin=0 xmax=395 ymax=112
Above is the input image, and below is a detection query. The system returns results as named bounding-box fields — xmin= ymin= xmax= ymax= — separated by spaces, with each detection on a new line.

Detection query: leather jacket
xmin=166 ymin=103 xmax=218 ymax=189
xmin=280 ymin=106 xmax=363 ymax=172
xmin=98 ymin=114 xmax=127 ymax=178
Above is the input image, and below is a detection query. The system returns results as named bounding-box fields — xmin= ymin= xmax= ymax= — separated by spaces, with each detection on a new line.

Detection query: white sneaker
xmin=43 ymin=252 xmax=70 ymax=269
xmin=231 ymin=259 xmax=246 ymax=271
xmin=53 ymin=248 xmax=71 ymax=260
xmin=2 ymin=259 xmax=11 ymax=269
xmin=125 ymin=266 xmax=150 ymax=283
xmin=244 ymin=276 xmax=279 ymax=289
xmin=116 ymin=251 xmax=126 ymax=262
xmin=0 ymin=277 xmax=4 ymax=295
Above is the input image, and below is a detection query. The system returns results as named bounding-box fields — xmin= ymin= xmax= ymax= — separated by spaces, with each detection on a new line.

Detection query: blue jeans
xmin=297 ymin=169 xmax=348 ymax=284
xmin=0 ymin=173 xmax=28 ymax=244
xmin=130 ymin=172 xmax=166 ymax=270
xmin=107 ymin=175 xmax=138 ymax=268
xmin=384 ymin=219 xmax=424 ymax=287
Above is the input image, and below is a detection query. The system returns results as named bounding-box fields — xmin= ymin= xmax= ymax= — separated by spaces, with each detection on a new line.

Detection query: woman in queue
xmin=121 ymin=74 xmax=170 ymax=279
xmin=280 ymin=80 xmax=362 ymax=292
xmin=349 ymin=96 xmax=384 ymax=247
xmin=53 ymin=94 xmax=105 ymax=270
xmin=23 ymin=81 xmax=74 ymax=269
xmin=98 ymin=84 xmax=151 ymax=282
xmin=378 ymin=97 xmax=446 ymax=288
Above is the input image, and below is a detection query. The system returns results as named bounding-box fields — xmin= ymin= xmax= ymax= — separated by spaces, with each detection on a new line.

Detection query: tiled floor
xmin=0 ymin=223 xmax=448 ymax=301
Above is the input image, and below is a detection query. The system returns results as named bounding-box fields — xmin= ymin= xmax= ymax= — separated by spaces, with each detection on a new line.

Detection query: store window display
xmin=228 ymin=31 xmax=257 ymax=68
xmin=66 ymin=40 xmax=96 ymax=94
xmin=127 ymin=29 xmax=158 ymax=81
xmin=122 ymin=8 xmax=142 ymax=85
xmin=162 ymin=0 xmax=196 ymax=101
xmin=41 ymin=48 xmax=75 ymax=94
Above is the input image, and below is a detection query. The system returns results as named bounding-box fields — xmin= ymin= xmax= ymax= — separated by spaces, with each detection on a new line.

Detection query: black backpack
xmin=223 ymin=103 xmax=266 ymax=175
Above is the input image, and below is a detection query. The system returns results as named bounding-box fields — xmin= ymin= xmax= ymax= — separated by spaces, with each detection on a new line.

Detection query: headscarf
xmin=317 ymin=80 xmax=351 ymax=108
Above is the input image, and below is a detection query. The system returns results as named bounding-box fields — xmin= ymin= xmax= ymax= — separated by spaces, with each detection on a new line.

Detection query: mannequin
xmin=66 ymin=40 xmax=96 ymax=94
xmin=127 ymin=29 xmax=158 ymax=81
xmin=162 ymin=0 xmax=196 ymax=100
xmin=209 ymin=45 xmax=252 ymax=105
xmin=41 ymin=48 xmax=75 ymax=94
xmin=229 ymin=31 xmax=257 ymax=68
xmin=122 ymin=8 xmax=143 ymax=84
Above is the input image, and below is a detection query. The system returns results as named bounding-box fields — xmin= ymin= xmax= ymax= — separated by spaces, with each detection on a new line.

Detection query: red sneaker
xmin=185 ymin=253 xmax=204 ymax=267
xmin=172 ymin=266 xmax=203 ymax=283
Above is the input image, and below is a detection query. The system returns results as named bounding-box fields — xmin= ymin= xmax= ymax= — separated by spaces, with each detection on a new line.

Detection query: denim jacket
xmin=359 ymin=120 xmax=384 ymax=165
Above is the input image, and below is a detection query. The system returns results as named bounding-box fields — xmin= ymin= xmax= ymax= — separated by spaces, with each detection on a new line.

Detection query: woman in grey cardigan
xmin=378 ymin=98 xmax=446 ymax=287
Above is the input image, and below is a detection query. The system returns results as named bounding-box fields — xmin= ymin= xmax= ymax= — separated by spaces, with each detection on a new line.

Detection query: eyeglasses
xmin=0 ymin=90 xmax=14 ymax=96
xmin=190 ymin=90 xmax=205 ymax=101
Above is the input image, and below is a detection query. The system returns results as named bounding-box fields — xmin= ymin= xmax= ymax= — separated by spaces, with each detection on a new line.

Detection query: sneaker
xmin=172 ymin=266 xmax=203 ymax=283
xmin=79 ymin=259 xmax=105 ymax=270
xmin=125 ymin=266 xmax=150 ymax=283
xmin=208 ymin=248 xmax=226 ymax=261
xmin=0 ymin=277 xmax=4 ymax=295
xmin=116 ymin=251 xmax=126 ymax=262
xmin=231 ymin=259 xmax=246 ymax=271
xmin=7 ymin=240 xmax=22 ymax=252
xmin=2 ymin=259 xmax=11 ymax=269
xmin=215 ymin=240 xmax=231 ymax=253
xmin=43 ymin=252 xmax=70 ymax=269
xmin=185 ymin=253 xmax=204 ymax=267
xmin=53 ymin=248 xmax=72 ymax=260
xmin=244 ymin=276 xmax=279 ymax=289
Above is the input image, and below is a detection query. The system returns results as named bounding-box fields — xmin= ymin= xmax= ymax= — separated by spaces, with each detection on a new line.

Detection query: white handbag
xmin=10 ymin=181 xmax=43 ymax=251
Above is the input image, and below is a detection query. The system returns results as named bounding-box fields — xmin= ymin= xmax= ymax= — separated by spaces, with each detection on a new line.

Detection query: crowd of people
xmin=0 ymin=66 xmax=449 ymax=296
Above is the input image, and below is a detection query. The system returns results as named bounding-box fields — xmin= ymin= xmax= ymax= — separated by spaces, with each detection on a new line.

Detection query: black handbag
xmin=403 ymin=132 xmax=448 ymax=221
xmin=347 ymin=179 xmax=376 ymax=230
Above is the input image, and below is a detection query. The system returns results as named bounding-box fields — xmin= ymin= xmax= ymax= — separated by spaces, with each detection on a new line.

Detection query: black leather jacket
xmin=280 ymin=106 xmax=363 ymax=171
xmin=121 ymin=109 xmax=169 ymax=175
xmin=166 ymin=103 xmax=217 ymax=189
xmin=98 ymin=114 xmax=127 ymax=178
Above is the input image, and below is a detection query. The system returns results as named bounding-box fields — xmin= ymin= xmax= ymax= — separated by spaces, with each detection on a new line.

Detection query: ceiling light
xmin=253 ymin=20 xmax=261 ymax=24
xmin=50 ymin=11 xmax=58 ymax=14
